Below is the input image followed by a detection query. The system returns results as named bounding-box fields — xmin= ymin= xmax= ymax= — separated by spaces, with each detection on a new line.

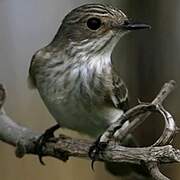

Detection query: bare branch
xmin=0 ymin=80 xmax=179 ymax=180
xmin=96 ymin=80 xmax=177 ymax=146
xmin=117 ymin=80 xmax=176 ymax=142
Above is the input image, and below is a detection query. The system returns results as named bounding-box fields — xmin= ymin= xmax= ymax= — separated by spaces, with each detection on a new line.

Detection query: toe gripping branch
xmin=88 ymin=135 xmax=108 ymax=170
xmin=35 ymin=124 xmax=60 ymax=165
xmin=88 ymin=80 xmax=178 ymax=179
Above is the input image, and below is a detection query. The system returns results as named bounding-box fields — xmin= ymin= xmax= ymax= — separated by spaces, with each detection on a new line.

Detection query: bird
xmin=28 ymin=3 xmax=150 ymax=177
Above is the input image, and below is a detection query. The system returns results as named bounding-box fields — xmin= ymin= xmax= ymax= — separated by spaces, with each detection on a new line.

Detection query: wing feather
xmin=109 ymin=71 xmax=129 ymax=111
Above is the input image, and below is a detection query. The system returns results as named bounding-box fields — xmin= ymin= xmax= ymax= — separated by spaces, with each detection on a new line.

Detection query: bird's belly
xmin=43 ymin=96 xmax=123 ymax=137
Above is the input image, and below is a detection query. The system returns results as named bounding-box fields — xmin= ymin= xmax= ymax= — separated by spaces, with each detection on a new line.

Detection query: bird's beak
xmin=120 ymin=20 xmax=151 ymax=30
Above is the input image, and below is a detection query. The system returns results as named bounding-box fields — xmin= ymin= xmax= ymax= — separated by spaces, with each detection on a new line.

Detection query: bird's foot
xmin=35 ymin=124 xmax=60 ymax=165
xmin=88 ymin=135 xmax=108 ymax=170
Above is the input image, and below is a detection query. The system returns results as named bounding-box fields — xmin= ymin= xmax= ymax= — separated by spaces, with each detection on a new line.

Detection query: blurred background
xmin=0 ymin=0 xmax=180 ymax=179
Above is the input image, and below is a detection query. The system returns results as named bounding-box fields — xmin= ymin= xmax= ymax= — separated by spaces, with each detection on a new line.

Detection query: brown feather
xmin=105 ymin=70 xmax=129 ymax=111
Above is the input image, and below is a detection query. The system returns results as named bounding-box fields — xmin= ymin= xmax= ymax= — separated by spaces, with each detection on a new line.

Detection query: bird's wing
xmin=107 ymin=71 xmax=129 ymax=111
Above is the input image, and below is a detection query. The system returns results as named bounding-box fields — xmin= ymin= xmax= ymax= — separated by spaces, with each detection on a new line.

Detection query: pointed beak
xmin=120 ymin=20 xmax=151 ymax=30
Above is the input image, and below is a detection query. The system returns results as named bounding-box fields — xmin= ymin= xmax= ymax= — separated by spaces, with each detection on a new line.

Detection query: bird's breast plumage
xmin=34 ymin=51 xmax=124 ymax=137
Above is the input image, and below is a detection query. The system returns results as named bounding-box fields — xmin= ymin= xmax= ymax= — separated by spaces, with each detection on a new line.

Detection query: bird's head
xmin=52 ymin=4 xmax=150 ymax=58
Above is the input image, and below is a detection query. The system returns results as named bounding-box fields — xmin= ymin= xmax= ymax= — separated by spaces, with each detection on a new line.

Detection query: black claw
xmin=88 ymin=136 xmax=108 ymax=171
xmin=36 ymin=135 xmax=46 ymax=165
xmin=39 ymin=156 xmax=45 ymax=165
xmin=35 ymin=124 xmax=60 ymax=165
xmin=91 ymin=159 xmax=96 ymax=171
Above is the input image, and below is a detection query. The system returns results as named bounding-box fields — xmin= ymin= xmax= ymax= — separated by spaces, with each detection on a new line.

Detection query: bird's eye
xmin=87 ymin=18 xmax=101 ymax=30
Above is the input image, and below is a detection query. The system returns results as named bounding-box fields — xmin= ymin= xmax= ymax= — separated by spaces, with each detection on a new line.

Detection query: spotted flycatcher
xmin=28 ymin=3 xmax=150 ymax=176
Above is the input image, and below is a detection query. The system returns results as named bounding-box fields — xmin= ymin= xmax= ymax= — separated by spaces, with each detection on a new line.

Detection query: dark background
xmin=0 ymin=0 xmax=180 ymax=179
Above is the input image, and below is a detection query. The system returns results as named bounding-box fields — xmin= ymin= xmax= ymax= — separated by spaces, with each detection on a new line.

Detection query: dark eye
xmin=87 ymin=18 xmax=101 ymax=30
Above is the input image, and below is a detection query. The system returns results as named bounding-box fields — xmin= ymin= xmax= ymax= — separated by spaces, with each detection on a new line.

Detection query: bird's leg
xmin=35 ymin=124 xmax=60 ymax=165
xmin=88 ymin=135 xmax=108 ymax=170
xmin=88 ymin=118 xmax=129 ymax=169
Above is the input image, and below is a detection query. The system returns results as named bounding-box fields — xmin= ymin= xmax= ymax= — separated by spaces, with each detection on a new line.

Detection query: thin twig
xmin=117 ymin=80 xmax=176 ymax=142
